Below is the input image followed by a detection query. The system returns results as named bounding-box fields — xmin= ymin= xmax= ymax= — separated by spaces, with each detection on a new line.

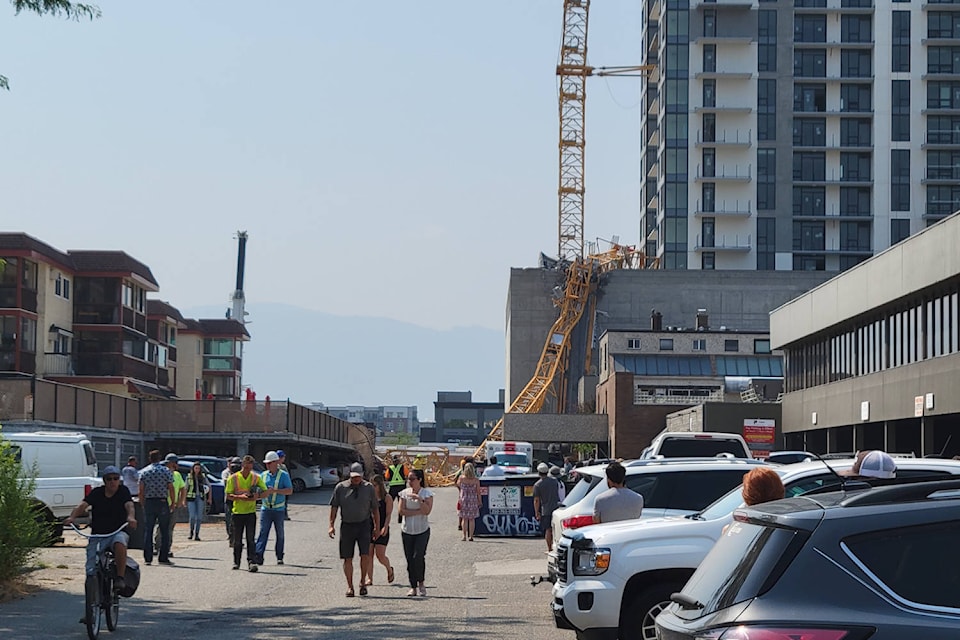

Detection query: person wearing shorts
xmin=328 ymin=462 xmax=380 ymax=597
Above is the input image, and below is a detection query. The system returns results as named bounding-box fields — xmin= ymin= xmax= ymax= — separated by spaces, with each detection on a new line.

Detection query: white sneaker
xmin=418 ymin=584 xmax=427 ymax=597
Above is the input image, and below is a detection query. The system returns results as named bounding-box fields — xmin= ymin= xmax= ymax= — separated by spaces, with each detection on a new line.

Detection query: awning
xmin=127 ymin=380 xmax=175 ymax=398
xmin=48 ymin=324 xmax=74 ymax=336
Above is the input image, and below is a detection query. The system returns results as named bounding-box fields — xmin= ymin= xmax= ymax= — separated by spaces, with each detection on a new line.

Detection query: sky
xmin=2 ymin=1 xmax=644 ymax=333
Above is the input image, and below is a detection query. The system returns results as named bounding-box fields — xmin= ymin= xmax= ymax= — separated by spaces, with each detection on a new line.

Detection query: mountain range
xmin=183 ymin=304 xmax=505 ymax=422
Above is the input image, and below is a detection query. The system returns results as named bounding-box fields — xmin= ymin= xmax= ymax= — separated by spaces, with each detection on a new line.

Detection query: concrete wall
xmin=502 ymin=413 xmax=608 ymax=445
xmin=666 ymin=403 xmax=783 ymax=448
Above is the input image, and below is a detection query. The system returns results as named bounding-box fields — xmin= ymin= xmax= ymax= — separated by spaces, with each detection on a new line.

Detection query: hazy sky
xmin=2 ymin=1 xmax=643 ymax=332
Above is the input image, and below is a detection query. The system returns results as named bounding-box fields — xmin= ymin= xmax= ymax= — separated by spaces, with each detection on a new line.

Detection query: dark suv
xmin=656 ymin=479 xmax=960 ymax=640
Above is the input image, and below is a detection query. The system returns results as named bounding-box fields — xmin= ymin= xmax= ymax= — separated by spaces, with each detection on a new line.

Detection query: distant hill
xmin=182 ymin=303 xmax=504 ymax=421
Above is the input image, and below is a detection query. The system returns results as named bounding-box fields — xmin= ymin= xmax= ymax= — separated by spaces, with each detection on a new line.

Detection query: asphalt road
xmin=0 ymin=485 xmax=565 ymax=639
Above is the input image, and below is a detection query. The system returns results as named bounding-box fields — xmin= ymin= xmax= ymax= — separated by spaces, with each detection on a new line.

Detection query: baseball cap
xmin=101 ymin=465 xmax=121 ymax=478
xmin=164 ymin=453 xmax=178 ymax=463
xmin=349 ymin=462 xmax=364 ymax=477
xmin=263 ymin=451 xmax=280 ymax=463
xmin=537 ymin=462 xmax=549 ymax=474
xmin=858 ymin=450 xmax=896 ymax=479
xmin=276 ymin=449 xmax=286 ymax=458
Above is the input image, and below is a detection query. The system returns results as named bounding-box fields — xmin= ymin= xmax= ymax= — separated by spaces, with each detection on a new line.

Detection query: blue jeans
xmin=254 ymin=509 xmax=285 ymax=562
xmin=142 ymin=498 xmax=171 ymax=563
xmin=187 ymin=498 xmax=205 ymax=537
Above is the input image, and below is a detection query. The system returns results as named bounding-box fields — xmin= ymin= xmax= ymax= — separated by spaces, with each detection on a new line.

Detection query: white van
xmin=6 ymin=431 xmax=99 ymax=478
xmin=484 ymin=441 xmax=534 ymax=474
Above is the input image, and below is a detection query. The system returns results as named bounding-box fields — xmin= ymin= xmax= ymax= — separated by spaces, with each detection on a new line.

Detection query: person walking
xmin=254 ymin=451 xmax=293 ymax=566
xmin=184 ymin=462 xmax=211 ymax=540
xmin=329 ymin=462 xmax=380 ymax=597
xmin=222 ymin=456 xmax=241 ymax=546
xmin=276 ymin=449 xmax=292 ymax=521
xmin=225 ymin=455 xmax=267 ymax=572
xmin=533 ymin=462 xmax=561 ymax=551
xmin=121 ymin=456 xmax=139 ymax=500
xmin=550 ymin=466 xmax=566 ymax=502
xmin=138 ymin=449 xmax=175 ymax=566
xmin=384 ymin=455 xmax=408 ymax=524
xmin=154 ymin=453 xmax=185 ymax=558
xmin=398 ymin=468 xmax=434 ymax=597
xmin=456 ymin=462 xmax=480 ymax=541
xmin=363 ymin=474 xmax=395 ymax=586
xmin=593 ymin=461 xmax=644 ymax=524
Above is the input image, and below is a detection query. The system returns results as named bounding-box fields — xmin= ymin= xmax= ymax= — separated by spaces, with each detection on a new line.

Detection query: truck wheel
xmin=620 ymin=582 xmax=682 ymax=640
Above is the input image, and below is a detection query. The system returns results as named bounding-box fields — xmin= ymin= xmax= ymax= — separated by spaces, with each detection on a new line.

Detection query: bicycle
xmin=70 ymin=522 xmax=128 ymax=640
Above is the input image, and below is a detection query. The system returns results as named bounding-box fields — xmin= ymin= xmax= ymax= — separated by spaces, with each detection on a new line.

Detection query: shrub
xmin=0 ymin=426 xmax=45 ymax=583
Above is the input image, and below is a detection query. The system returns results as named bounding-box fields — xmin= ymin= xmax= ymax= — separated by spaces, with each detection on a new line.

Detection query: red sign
xmin=743 ymin=419 xmax=776 ymax=459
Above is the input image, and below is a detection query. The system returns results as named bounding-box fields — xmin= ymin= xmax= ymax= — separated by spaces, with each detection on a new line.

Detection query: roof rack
xmin=841 ymin=478 xmax=960 ymax=507
xmin=624 ymin=457 xmax=765 ymax=467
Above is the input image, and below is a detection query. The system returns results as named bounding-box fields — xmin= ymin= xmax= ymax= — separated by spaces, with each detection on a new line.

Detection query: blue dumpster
xmin=475 ymin=474 xmax=544 ymax=537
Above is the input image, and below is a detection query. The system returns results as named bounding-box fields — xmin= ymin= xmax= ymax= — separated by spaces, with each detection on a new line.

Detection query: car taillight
xmin=84 ymin=484 xmax=93 ymax=496
xmin=562 ymin=514 xmax=595 ymax=529
xmin=710 ymin=627 xmax=862 ymax=640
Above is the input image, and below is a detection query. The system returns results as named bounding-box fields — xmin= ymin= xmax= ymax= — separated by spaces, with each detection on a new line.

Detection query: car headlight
xmin=572 ymin=547 xmax=611 ymax=576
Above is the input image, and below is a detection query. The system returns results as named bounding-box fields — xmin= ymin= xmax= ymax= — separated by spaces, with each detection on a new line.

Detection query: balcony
xmin=922 ymin=166 xmax=960 ymax=184
xmin=694 ymin=105 xmax=752 ymax=114
xmin=696 ymin=129 xmax=752 ymax=147
xmin=0 ymin=287 xmax=38 ymax=312
xmin=635 ymin=389 xmax=725 ymax=405
xmin=694 ymin=70 xmax=753 ymax=80
xmin=691 ymin=0 xmax=753 ymax=9
xmin=694 ymin=199 xmax=752 ymax=217
xmin=923 ymin=130 xmax=960 ymax=148
xmin=793 ymin=210 xmax=873 ymax=222
xmin=694 ymin=234 xmax=752 ymax=251
xmin=44 ymin=352 xmax=74 ymax=375
xmin=74 ymin=303 xmax=121 ymax=325
xmin=72 ymin=352 xmax=169 ymax=384
xmin=203 ymin=355 xmax=242 ymax=373
xmin=694 ymin=163 xmax=752 ymax=182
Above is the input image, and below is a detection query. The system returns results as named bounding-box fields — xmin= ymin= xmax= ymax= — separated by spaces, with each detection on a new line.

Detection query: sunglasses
xmin=104 ymin=476 xmax=121 ymax=481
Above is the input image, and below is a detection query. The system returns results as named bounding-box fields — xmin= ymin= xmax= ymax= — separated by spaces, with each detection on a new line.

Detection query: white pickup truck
xmin=4 ymin=431 xmax=103 ymax=541
xmin=550 ymin=457 xmax=960 ymax=640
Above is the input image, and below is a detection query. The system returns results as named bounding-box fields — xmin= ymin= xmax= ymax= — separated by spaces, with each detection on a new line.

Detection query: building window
xmin=840 ymin=84 xmax=871 ymax=112
xmin=757 ymin=148 xmax=776 ymax=210
xmin=794 ymin=83 xmax=826 ymax=112
xmin=841 ymin=50 xmax=872 ymax=77
xmin=893 ymin=11 xmax=911 ymax=72
xmin=840 ymin=187 xmax=872 ymax=216
xmin=891 ymin=218 xmax=911 ymax=244
xmin=693 ymin=339 xmax=708 ymax=351
xmin=702 ymin=183 xmax=715 ymax=213
xmin=841 ymin=15 xmax=872 ymax=42
xmin=758 ymin=10 xmax=777 ymax=72
xmin=758 ymin=79 xmax=776 ymax=140
xmin=724 ymin=339 xmax=740 ymax=352
xmin=793 ymin=255 xmax=825 ymax=270
xmin=928 ymin=46 xmax=960 ymax=74
xmin=793 ymin=118 xmax=826 ymax=146
xmin=793 ymin=221 xmax=826 ymax=251
xmin=795 ymin=15 xmax=826 ymax=42
xmin=702 ymin=113 xmax=716 ymax=143
xmin=754 ymin=339 xmax=772 ymax=354
xmin=840 ymin=118 xmax=871 ymax=147
xmin=757 ymin=217 xmax=776 ymax=270
xmin=928 ymin=116 xmax=960 ymax=144
xmin=794 ymin=187 xmax=825 ymax=216
xmin=929 ymin=11 xmax=960 ymax=38
xmin=660 ymin=338 xmax=674 ymax=351
xmin=840 ymin=221 xmax=871 ymax=251
xmin=54 ymin=274 xmax=71 ymax=300
xmin=703 ymin=80 xmax=716 ymax=108
xmin=840 ymin=152 xmax=872 ymax=181
xmin=702 ymin=217 xmax=716 ymax=248
xmin=794 ymin=50 xmax=826 ymax=77
xmin=628 ymin=338 xmax=642 ymax=350
xmin=702 ymin=252 xmax=716 ymax=270
xmin=702 ymin=148 xmax=715 ymax=178
xmin=891 ymin=149 xmax=911 ymax=211
xmin=793 ymin=152 xmax=826 ymax=181
xmin=927 ymin=81 xmax=960 ymax=109
xmin=703 ymin=45 xmax=716 ymax=72
xmin=704 ymin=10 xmax=716 ymax=37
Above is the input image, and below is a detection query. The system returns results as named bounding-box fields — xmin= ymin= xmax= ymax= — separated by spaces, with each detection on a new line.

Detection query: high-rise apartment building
xmin=640 ymin=0 xmax=955 ymax=271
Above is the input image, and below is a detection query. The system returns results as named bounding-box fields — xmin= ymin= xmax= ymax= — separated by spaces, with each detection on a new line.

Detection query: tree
xmin=2 ymin=1 xmax=101 ymax=91
xmin=0 ymin=425 xmax=45 ymax=588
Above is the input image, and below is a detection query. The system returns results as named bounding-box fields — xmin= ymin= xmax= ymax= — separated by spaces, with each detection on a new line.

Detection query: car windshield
xmin=561 ymin=473 xmax=601 ymax=507
xmin=495 ymin=454 xmax=529 ymax=467
xmin=694 ymin=485 xmax=747 ymax=520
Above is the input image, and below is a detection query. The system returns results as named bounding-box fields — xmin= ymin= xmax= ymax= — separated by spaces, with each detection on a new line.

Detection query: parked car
xmin=176 ymin=461 xmax=225 ymax=515
xmin=286 ymin=460 xmax=322 ymax=492
xmin=766 ymin=450 xmax=816 ymax=464
xmin=318 ymin=466 xmax=341 ymax=487
xmin=178 ymin=455 xmax=229 ymax=478
xmin=656 ymin=478 xmax=960 ymax=640
xmin=551 ymin=457 xmax=960 ymax=640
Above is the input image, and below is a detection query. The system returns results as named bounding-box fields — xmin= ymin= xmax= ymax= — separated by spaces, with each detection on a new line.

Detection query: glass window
xmin=891 ymin=149 xmax=911 ymax=211
xmin=702 ymin=113 xmax=716 ymax=143
xmin=841 ymin=15 xmax=872 ymax=42
xmin=703 ymin=80 xmax=716 ymax=108
xmin=841 ymin=84 xmax=872 ymax=112
xmin=840 ymin=221 xmax=871 ymax=251
xmin=793 ymin=220 xmax=826 ymax=250
xmin=794 ymin=84 xmax=826 ymax=112
xmin=846 ymin=521 xmax=960 ymax=609
xmin=840 ymin=118 xmax=871 ymax=146
xmin=702 ymin=218 xmax=716 ymax=248
xmin=724 ymin=339 xmax=739 ymax=352
xmin=754 ymin=339 xmax=772 ymax=354
xmin=928 ymin=46 xmax=960 ymax=73
xmin=794 ymin=187 xmax=826 ymax=215
xmin=795 ymin=15 xmax=826 ymax=42
xmin=840 ymin=152 xmax=872 ymax=181
xmin=891 ymin=80 xmax=910 ymax=142
xmin=702 ymin=149 xmax=715 ymax=178
xmin=793 ymin=152 xmax=826 ymax=181
xmin=702 ymin=183 xmax=715 ymax=213
xmin=841 ymin=50 xmax=872 ymax=77
xmin=794 ymin=50 xmax=826 ymax=77
xmin=758 ymin=79 xmax=776 ymax=141
xmin=703 ymin=45 xmax=716 ymax=72
xmin=840 ymin=187 xmax=872 ymax=216
xmin=757 ymin=217 xmax=776 ymax=270
xmin=759 ymin=11 xmax=778 ymax=72
xmin=794 ymin=118 xmax=826 ymax=146
xmin=660 ymin=338 xmax=674 ymax=351
xmin=704 ymin=10 xmax=716 ymax=37
xmin=893 ymin=11 xmax=911 ymax=72
xmin=701 ymin=252 xmax=715 ymax=270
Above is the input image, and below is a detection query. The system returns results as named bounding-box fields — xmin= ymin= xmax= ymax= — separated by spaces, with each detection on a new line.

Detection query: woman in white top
xmin=397 ymin=468 xmax=434 ymax=597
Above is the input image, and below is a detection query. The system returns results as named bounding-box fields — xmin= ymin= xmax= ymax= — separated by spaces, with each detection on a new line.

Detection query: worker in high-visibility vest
xmin=384 ymin=455 xmax=407 ymax=523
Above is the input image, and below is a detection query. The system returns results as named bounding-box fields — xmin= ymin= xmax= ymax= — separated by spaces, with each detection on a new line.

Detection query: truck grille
xmin=555 ymin=545 xmax=568 ymax=585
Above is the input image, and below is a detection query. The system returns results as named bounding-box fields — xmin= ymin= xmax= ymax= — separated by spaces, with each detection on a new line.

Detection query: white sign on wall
xmin=860 ymin=401 xmax=870 ymax=421
xmin=915 ymin=396 xmax=924 ymax=418
xmin=926 ymin=393 xmax=935 ymax=410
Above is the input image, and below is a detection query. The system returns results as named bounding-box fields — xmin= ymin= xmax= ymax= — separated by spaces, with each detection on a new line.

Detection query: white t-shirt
xmin=481 ymin=464 xmax=506 ymax=477
xmin=399 ymin=487 xmax=434 ymax=535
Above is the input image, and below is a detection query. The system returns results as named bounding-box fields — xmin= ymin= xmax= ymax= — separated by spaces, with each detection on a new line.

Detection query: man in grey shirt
xmin=533 ymin=462 xmax=561 ymax=551
xmin=593 ymin=461 xmax=643 ymax=524
xmin=328 ymin=462 xmax=380 ymax=597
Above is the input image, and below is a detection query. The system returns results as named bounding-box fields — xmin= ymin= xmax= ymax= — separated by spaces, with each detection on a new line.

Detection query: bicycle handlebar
xmin=69 ymin=522 xmax=129 ymax=539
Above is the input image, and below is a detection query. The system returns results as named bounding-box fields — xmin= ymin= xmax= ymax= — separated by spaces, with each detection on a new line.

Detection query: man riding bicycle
xmin=65 ymin=465 xmax=138 ymax=593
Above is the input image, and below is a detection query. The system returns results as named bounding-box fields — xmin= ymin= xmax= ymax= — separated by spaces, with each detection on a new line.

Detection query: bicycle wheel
xmin=84 ymin=574 xmax=102 ymax=640
xmin=104 ymin=574 xmax=119 ymax=631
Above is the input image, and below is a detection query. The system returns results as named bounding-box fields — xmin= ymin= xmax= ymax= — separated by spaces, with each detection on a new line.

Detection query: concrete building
xmin=311 ymin=403 xmax=419 ymax=436
xmin=771 ymin=211 xmax=960 ymax=457
xmin=639 ymin=0 xmax=951 ymax=271
xmin=433 ymin=390 xmax=505 ymax=446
